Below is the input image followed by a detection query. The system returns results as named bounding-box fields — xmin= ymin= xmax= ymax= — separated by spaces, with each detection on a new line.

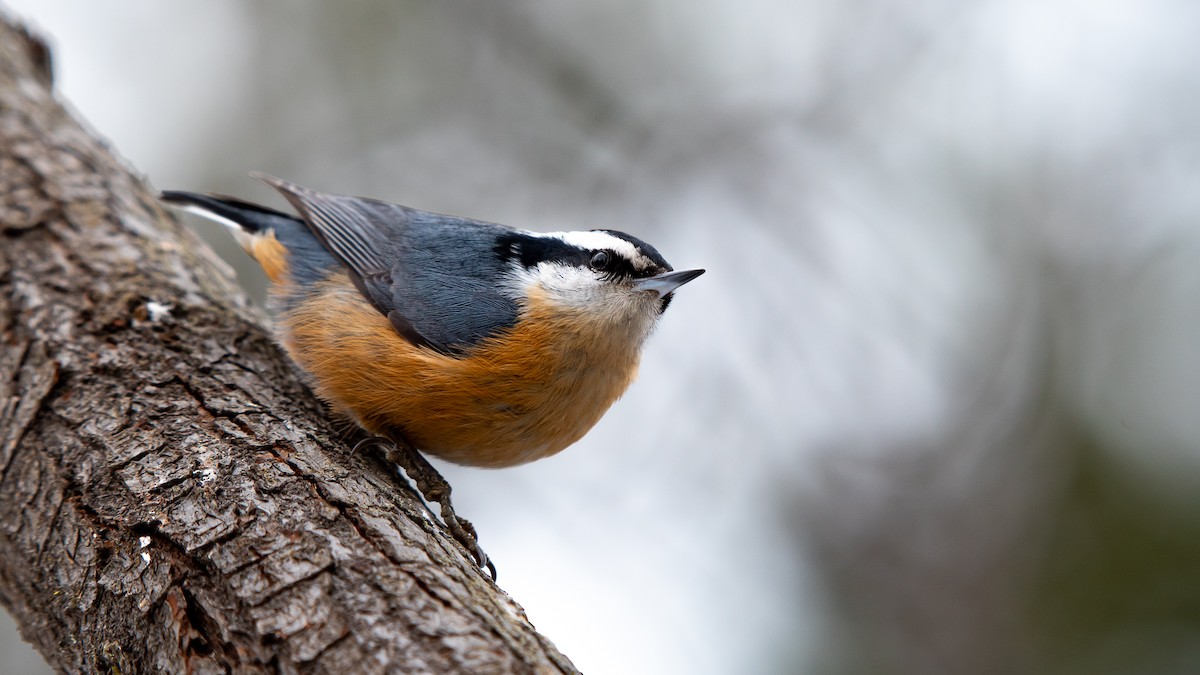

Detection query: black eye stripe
xmin=494 ymin=232 xmax=666 ymax=279
xmin=494 ymin=232 xmax=587 ymax=268
xmin=591 ymin=249 xmax=638 ymax=279
xmin=591 ymin=228 xmax=672 ymax=272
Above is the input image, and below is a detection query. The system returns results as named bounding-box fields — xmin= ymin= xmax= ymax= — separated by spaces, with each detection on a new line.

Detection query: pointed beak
xmin=632 ymin=268 xmax=705 ymax=296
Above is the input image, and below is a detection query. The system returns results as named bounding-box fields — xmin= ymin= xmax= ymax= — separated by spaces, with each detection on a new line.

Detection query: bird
xmin=161 ymin=174 xmax=703 ymax=572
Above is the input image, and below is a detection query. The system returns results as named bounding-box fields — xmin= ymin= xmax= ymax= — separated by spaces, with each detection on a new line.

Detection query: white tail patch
xmin=173 ymin=203 xmax=257 ymax=250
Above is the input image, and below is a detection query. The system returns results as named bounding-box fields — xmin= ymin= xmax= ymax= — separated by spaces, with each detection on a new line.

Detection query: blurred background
xmin=5 ymin=1 xmax=1200 ymax=673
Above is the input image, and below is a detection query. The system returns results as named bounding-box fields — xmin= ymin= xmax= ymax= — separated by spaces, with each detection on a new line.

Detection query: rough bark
xmin=0 ymin=15 xmax=576 ymax=674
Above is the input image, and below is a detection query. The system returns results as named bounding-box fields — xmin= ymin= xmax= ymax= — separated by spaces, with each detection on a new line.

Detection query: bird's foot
xmin=353 ymin=434 xmax=497 ymax=580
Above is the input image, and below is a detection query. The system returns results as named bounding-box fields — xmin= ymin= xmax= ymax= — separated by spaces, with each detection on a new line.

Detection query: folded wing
xmin=257 ymin=175 xmax=520 ymax=355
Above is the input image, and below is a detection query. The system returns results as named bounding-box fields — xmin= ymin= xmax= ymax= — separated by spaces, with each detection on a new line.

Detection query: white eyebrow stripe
xmin=538 ymin=230 xmax=642 ymax=262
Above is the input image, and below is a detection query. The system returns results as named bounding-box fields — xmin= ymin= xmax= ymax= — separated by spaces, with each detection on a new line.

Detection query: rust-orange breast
xmin=277 ymin=275 xmax=640 ymax=467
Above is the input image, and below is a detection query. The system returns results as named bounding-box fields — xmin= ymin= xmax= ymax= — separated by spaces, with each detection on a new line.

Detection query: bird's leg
xmin=353 ymin=433 xmax=496 ymax=580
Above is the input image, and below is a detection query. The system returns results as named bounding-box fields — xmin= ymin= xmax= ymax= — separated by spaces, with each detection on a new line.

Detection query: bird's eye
xmin=589 ymin=251 xmax=611 ymax=271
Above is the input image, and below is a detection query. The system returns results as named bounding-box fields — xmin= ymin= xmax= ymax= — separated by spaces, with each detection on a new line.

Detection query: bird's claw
xmin=355 ymin=434 xmax=497 ymax=581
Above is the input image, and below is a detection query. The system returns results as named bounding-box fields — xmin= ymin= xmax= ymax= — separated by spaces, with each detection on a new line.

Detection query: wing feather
xmin=255 ymin=174 xmax=520 ymax=354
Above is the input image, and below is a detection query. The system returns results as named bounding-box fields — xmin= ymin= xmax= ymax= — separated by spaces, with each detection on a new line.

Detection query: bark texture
xmin=0 ymin=15 xmax=576 ymax=674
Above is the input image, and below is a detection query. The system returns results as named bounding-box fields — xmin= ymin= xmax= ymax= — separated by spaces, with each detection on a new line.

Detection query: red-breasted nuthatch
xmin=161 ymin=175 xmax=704 ymax=469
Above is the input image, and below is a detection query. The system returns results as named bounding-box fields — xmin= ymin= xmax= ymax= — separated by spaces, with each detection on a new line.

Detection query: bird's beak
xmin=632 ymin=268 xmax=705 ymax=296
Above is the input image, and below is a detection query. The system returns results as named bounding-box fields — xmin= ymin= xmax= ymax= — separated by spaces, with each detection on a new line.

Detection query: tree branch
xmin=0 ymin=14 xmax=576 ymax=674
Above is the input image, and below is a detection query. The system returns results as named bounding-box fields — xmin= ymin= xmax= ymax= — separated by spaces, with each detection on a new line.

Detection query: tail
xmin=160 ymin=190 xmax=293 ymax=239
xmin=161 ymin=188 xmax=341 ymax=287
xmin=161 ymin=190 xmax=303 ymax=284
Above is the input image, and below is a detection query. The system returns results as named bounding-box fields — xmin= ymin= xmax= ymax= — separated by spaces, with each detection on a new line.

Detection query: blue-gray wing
xmin=257 ymin=175 xmax=519 ymax=355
